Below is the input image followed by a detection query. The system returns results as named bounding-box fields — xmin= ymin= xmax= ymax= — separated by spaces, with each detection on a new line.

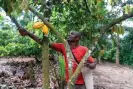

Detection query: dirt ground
xmin=0 ymin=57 xmax=133 ymax=89
xmin=93 ymin=63 xmax=133 ymax=89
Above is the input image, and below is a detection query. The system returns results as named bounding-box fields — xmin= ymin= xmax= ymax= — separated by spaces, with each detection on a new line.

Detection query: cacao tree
xmin=1 ymin=0 xmax=133 ymax=89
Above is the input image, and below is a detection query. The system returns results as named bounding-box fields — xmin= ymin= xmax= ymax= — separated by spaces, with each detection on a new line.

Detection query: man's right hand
xmin=18 ymin=27 xmax=29 ymax=36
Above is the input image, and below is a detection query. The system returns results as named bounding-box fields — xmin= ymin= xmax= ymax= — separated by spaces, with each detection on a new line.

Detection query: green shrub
xmin=0 ymin=29 xmax=41 ymax=57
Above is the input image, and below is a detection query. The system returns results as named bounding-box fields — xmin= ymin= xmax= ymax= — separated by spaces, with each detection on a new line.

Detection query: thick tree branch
xmin=9 ymin=15 xmax=42 ymax=45
xmin=29 ymin=7 xmax=65 ymax=44
xmin=100 ymin=12 xmax=133 ymax=33
xmin=121 ymin=1 xmax=133 ymax=7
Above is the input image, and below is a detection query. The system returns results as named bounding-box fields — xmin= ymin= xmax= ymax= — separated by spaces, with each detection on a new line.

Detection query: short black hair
xmin=70 ymin=31 xmax=81 ymax=38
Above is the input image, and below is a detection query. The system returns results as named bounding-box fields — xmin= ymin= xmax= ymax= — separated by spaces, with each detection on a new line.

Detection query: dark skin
xmin=67 ymin=31 xmax=96 ymax=69
xmin=18 ymin=27 xmax=42 ymax=44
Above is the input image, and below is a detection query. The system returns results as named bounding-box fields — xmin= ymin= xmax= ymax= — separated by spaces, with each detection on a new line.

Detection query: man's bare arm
xmin=18 ymin=27 xmax=42 ymax=45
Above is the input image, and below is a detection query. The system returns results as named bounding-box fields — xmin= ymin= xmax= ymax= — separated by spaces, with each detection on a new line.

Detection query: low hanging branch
xmin=9 ymin=15 xmax=21 ymax=28
xmin=96 ymin=12 xmax=133 ymax=49
xmin=100 ymin=12 xmax=133 ymax=33
xmin=9 ymin=15 xmax=42 ymax=45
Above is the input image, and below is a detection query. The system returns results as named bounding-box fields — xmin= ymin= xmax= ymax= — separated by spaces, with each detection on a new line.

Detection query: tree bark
xmin=116 ymin=34 xmax=120 ymax=65
xmin=41 ymin=36 xmax=50 ymax=89
xmin=100 ymin=12 xmax=133 ymax=33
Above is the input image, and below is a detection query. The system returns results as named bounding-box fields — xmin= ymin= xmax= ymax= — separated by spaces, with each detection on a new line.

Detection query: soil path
xmin=93 ymin=63 xmax=133 ymax=89
xmin=0 ymin=58 xmax=133 ymax=89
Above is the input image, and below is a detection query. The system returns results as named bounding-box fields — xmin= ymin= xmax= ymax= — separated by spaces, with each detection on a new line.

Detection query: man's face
xmin=67 ymin=32 xmax=78 ymax=42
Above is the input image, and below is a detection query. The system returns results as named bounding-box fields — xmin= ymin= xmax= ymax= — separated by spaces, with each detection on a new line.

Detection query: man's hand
xmin=84 ymin=61 xmax=97 ymax=69
xmin=18 ymin=27 xmax=29 ymax=36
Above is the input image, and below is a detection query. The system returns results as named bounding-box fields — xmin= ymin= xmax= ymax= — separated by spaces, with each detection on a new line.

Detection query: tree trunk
xmin=41 ymin=36 xmax=50 ymax=89
xmin=98 ymin=56 xmax=101 ymax=64
xmin=116 ymin=34 xmax=120 ymax=65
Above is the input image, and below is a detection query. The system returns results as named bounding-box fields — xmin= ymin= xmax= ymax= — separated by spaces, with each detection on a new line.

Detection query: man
xmin=50 ymin=31 xmax=96 ymax=89
xmin=18 ymin=28 xmax=96 ymax=88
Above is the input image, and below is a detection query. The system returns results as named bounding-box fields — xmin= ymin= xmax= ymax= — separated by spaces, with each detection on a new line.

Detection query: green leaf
xmin=19 ymin=0 xmax=29 ymax=10
xmin=58 ymin=55 xmax=65 ymax=79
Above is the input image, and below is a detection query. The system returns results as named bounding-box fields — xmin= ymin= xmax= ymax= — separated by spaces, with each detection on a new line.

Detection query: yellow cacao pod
xmin=99 ymin=50 xmax=104 ymax=56
xmin=33 ymin=22 xmax=44 ymax=29
xmin=42 ymin=25 xmax=49 ymax=35
xmin=111 ymin=26 xmax=115 ymax=33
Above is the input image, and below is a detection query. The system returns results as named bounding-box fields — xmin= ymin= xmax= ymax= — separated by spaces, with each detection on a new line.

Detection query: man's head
xmin=67 ymin=31 xmax=81 ymax=43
